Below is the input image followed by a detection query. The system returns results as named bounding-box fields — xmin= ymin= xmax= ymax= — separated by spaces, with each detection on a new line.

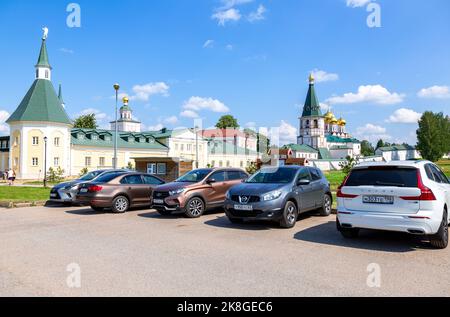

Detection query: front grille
xmin=153 ymin=191 xmax=170 ymax=199
xmin=231 ymin=195 xmax=260 ymax=203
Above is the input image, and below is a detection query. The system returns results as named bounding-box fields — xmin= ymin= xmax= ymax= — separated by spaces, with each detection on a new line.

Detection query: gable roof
xmin=7 ymin=79 xmax=71 ymax=125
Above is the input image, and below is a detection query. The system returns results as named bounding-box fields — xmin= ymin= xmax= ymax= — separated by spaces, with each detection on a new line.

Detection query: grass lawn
xmin=437 ymin=159 xmax=450 ymax=178
xmin=0 ymin=187 xmax=51 ymax=202
xmin=324 ymin=170 xmax=346 ymax=192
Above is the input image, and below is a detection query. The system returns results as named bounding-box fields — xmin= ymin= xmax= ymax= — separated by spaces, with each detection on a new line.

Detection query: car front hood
xmin=229 ymin=183 xmax=288 ymax=196
xmin=52 ymin=180 xmax=83 ymax=190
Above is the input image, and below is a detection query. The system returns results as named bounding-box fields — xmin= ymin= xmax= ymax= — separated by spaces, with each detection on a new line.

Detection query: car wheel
xmin=184 ymin=197 xmax=205 ymax=218
xmin=280 ymin=201 xmax=298 ymax=229
xmin=429 ymin=210 xmax=448 ymax=249
xmin=91 ymin=206 xmax=104 ymax=212
xmin=337 ymin=219 xmax=360 ymax=239
xmin=319 ymin=194 xmax=332 ymax=216
xmin=112 ymin=196 xmax=130 ymax=214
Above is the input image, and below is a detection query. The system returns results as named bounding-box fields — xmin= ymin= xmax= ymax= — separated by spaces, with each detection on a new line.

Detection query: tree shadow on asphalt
xmin=294 ymin=221 xmax=434 ymax=253
xmin=65 ymin=208 xmax=106 ymax=216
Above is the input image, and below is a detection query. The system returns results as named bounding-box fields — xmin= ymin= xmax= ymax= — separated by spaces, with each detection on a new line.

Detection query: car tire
xmin=184 ymin=197 xmax=205 ymax=218
xmin=337 ymin=219 xmax=359 ymax=239
xmin=91 ymin=206 xmax=104 ymax=212
xmin=280 ymin=201 xmax=298 ymax=229
xmin=111 ymin=196 xmax=130 ymax=214
xmin=319 ymin=194 xmax=332 ymax=216
xmin=429 ymin=210 xmax=448 ymax=249
xmin=228 ymin=217 xmax=244 ymax=224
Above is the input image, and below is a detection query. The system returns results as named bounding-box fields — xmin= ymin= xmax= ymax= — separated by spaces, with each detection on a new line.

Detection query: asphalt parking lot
xmin=1 ymin=205 xmax=449 ymax=297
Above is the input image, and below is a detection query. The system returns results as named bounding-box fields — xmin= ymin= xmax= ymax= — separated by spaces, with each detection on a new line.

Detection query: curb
xmin=0 ymin=201 xmax=47 ymax=209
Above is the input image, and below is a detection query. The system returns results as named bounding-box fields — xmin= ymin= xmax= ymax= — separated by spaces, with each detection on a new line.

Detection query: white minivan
xmin=337 ymin=161 xmax=450 ymax=249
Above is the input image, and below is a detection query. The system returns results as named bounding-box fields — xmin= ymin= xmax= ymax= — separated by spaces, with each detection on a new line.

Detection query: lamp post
xmin=113 ymin=83 xmax=120 ymax=169
xmin=43 ymin=136 xmax=48 ymax=188
xmin=195 ymin=125 xmax=199 ymax=169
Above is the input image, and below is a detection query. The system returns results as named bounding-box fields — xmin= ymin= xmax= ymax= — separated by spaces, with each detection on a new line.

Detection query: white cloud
xmin=245 ymin=121 xmax=257 ymax=128
xmin=226 ymin=44 xmax=234 ymax=51
xmin=183 ymin=96 xmax=230 ymax=113
xmin=248 ymin=4 xmax=266 ymax=22
xmin=346 ymin=0 xmax=372 ymax=8
xmin=59 ymin=48 xmax=74 ymax=54
xmin=212 ymin=8 xmax=241 ymax=26
xmin=310 ymin=69 xmax=339 ymax=83
xmin=0 ymin=110 xmax=10 ymax=134
xmin=145 ymin=123 xmax=164 ymax=131
xmin=386 ymin=108 xmax=422 ymax=124
xmin=78 ymin=108 xmax=108 ymax=121
xmin=219 ymin=0 xmax=254 ymax=10
xmin=417 ymin=85 xmax=450 ymax=99
xmin=130 ymin=82 xmax=170 ymax=102
xmin=355 ymin=123 xmax=391 ymax=142
xmin=180 ymin=110 xmax=199 ymax=119
xmin=278 ymin=120 xmax=298 ymax=145
xmin=164 ymin=116 xmax=179 ymax=125
xmin=203 ymin=40 xmax=214 ymax=48
xmin=327 ymin=85 xmax=405 ymax=105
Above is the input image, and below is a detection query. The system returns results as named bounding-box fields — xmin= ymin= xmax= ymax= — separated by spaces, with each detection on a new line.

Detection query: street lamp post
xmin=43 ymin=136 xmax=48 ymax=188
xmin=195 ymin=125 xmax=199 ymax=169
xmin=113 ymin=83 xmax=120 ymax=169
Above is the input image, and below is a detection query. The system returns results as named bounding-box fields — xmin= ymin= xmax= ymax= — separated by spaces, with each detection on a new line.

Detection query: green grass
xmin=324 ymin=170 xmax=346 ymax=192
xmin=0 ymin=187 xmax=51 ymax=202
xmin=437 ymin=159 xmax=450 ymax=178
xmin=23 ymin=181 xmax=59 ymax=186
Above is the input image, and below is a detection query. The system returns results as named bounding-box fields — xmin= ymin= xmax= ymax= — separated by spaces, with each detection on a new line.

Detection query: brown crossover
xmin=76 ymin=172 xmax=165 ymax=213
xmin=152 ymin=168 xmax=248 ymax=218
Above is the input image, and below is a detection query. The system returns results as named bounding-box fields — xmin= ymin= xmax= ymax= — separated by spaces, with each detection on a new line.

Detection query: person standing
xmin=7 ymin=169 xmax=15 ymax=186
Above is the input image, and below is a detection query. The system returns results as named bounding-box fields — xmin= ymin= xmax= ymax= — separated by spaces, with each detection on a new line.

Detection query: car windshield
xmin=176 ymin=169 xmax=212 ymax=183
xmin=345 ymin=167 xmax=418 ymax=188
xmin=246 ymin=168 xmax=297 ymax=184
xmin=79 ymin=171 xmax=104 ymax=181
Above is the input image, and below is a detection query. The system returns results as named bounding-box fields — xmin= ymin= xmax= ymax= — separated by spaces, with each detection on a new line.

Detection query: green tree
xmin=416 ymin=112 xmax=450 ymax=162
xmin=339 ymin=156 xmax=359 ymax=176
xmin=361 ymin=140 xmax=375 ymax=157
xmin=215 ymin=115 xmax=239 ymax=129
xmin=244 ymin=128 xmax=270 ymax=154
xmin=73 ymin=114 xmax=98 ymax=129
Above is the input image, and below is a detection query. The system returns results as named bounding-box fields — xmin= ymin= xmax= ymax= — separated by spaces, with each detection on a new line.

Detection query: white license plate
xmin=153 ymin=199 xmax=164 ymax=204
xmin=80 ymin=188 xmax=88 ymax=193
xmin=234 ymin=204 xmax=253 ymax=211
xmin=363 ymin=195 xmax=394 ymax=205
xmin=50 ymin=193 xmax=57 ymax=198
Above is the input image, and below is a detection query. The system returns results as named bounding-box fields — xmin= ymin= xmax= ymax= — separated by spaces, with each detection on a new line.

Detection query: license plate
xmin=234 ymin=204 xmax=253 ymax=211
xmin=153 ymin=199 xmax=164 ymax=204
xmin=80 ymin=188 xmax=88 ymax=193
xmin=50 ymin=193 xmax=57 ymax=198
xmin=363 ymin=195 xmax=394 ymax=205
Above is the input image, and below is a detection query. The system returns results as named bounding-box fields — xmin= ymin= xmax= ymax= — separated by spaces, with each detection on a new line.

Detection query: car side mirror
xmin=206 ymin=178 xmax=216 ymax=184
xmin=298 ymin=179 xmax=310 ymax=186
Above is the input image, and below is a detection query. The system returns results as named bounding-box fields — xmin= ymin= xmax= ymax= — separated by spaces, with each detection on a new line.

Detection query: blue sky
xmin=0 ymin=0 xmax=449 ymax=145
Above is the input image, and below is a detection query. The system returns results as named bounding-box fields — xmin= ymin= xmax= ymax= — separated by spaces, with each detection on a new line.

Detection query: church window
xmin=54 ymin=137 xmax=60 ymax=146
xmin=187 ymin=144 xmax=192 ymax=152
xmin=314 ymin=120 xmax=318 ymax=128
xmin=85 ymin=157 xmax=92 ymax=167
xmin=99 ymin=157 xmax=105 ymax=167
xmin=32 ymin=136 xmax=39 ymax=145
xmin=36 ymin=69 xmax=39 ymax=78
xmin=32 ymin=157 xmax=39 ymax=166
xmin=45 ymin=70 xmax=49 ymax=79
xmin=54 ymin=157 xmax=60 ymax=167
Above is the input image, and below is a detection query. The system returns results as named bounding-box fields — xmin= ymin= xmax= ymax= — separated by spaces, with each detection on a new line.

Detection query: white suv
xmin=337 ymin=160 xmax=450 ymax=249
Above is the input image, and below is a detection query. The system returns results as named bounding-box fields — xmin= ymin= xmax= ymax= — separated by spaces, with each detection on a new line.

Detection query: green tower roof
xmin=6 ymin=79 xmax=71 ymax=125
xmin=58 ymin=84 xmax=64 ymax=104
xmin=301 ymin=77 xmax=322 ymax=117
xmin=36 ymin=39 xmax=51 ymax=68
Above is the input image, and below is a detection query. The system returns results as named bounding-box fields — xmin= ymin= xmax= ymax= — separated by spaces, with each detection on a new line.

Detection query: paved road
xmin=1 ymin=205 xmax=449 ymax=296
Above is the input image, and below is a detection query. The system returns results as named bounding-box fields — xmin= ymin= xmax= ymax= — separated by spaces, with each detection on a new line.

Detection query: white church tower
xmin=110 ymin=97 xmax=142 ymax=132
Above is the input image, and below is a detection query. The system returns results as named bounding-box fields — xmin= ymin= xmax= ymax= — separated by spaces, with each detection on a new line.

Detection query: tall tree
xmin=215 ymin=115 xmax=239 ymax=129
xmin=416 ymin=111 xmax=450 ymax=162
xmin=244 ymin=128 xmax=271 ymax=153
xmin=361 ymin=140 xmax=375 ymax=157
xmin=73 ymin=114 xmax=98 ymax=129
xmin=376 ymin=139 xmax=385 ymax=150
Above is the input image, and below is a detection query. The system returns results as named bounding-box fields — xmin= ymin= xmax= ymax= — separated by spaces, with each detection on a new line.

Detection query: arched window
xmin=45 ymin=70 xmax=49 ymax=79
xmin=305 ymin=120 xmax=310 ymax=128
xmin=314 ymin=120 xmax=318 ymax=128
xmin=36 ymin=69 xmax=39 ymax=78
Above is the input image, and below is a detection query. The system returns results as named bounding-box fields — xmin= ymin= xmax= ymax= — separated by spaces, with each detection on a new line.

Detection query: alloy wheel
xmin=286 ymin=205 xmax=296 ymax=224
xmin=324 ymin=196 xmax=332 ymax=214
xmin=189 ymin=199 xmax=204 ymax=217
xmin=115 ymin=197 xmax=128 ymax=212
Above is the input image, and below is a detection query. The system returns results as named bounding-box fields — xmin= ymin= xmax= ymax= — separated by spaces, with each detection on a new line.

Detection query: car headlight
xmin=262 ymin=190 xmax=282 ymax=201
xmin=169 ymin=188 xmax=186 ymax=196
xmin=225 ymin=191 xmax=231 ymax=200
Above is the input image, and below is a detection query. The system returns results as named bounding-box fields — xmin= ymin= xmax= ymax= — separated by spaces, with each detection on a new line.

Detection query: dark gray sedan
xmin=224 ymin=166 xmax=332 ymax=228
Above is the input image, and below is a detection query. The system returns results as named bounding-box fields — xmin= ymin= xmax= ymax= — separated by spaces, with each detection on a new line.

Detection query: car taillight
xmin=88 ymin=185 xmax=103 ymax=192
xmin=400 ymin=170 xmax=436 ymax=201
xmin=336 ymin=174 xmax=359 ymax=199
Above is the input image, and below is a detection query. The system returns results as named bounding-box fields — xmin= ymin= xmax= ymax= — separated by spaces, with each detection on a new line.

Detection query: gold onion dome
xmin=324 ymin=111 xmax=334 ymax=123
xmin=122 ymin=96 xmax=129 ymax=104
xmin=330 ymin=116 xmax=338 ymax=125
xmin=338 ymin=117 xmax=347 ymax=126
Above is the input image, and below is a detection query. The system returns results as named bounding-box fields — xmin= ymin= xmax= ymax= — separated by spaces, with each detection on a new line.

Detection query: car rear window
xmin=94 ymin=172 xmax=123 ymax=183
xmin=345 ymin=167 xmax=418 ymax=188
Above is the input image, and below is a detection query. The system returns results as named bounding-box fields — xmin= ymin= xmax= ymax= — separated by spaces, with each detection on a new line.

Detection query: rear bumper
xmin=76 ymin=195 xmax=112 ymax=208
xmin=337 ymin=209 xmax=442 ymax=235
